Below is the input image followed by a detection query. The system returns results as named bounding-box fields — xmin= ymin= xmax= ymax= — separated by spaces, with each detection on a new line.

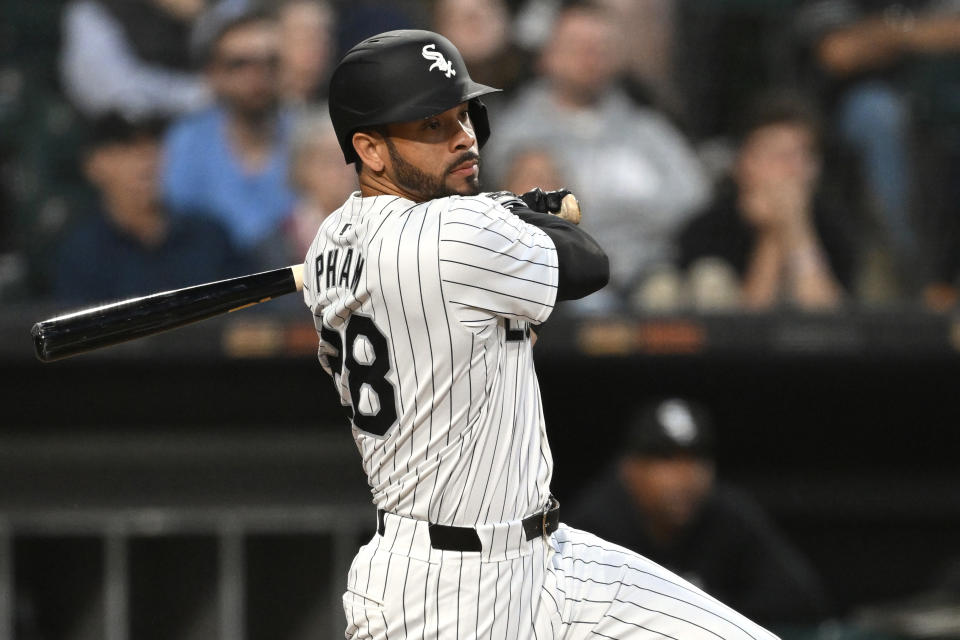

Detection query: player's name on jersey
xmin=313 ymin=245 xmax=365 ymax=294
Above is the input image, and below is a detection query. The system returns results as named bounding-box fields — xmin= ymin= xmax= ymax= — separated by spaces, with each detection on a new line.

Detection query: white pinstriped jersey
xmin=306 ymin=192 xmax=781 ymax=640
xmin=303 ymin=191 xmax=558 ymax=527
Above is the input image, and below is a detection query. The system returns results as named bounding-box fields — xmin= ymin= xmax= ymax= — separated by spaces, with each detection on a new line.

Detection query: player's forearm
xmin=513 ymin=209 xmax=610 ymax=300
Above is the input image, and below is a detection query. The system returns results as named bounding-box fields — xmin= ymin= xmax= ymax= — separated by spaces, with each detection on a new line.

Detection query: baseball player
xmin=303 ymin=30 xmax=780 ymax=640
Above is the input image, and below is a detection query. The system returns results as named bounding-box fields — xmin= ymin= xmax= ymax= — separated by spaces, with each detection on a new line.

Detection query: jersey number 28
xmin=320 ymin=315 xmax=398 ymax=436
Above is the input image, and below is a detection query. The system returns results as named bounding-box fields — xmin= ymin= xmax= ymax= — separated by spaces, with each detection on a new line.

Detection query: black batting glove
xmin=486 ymin=188 xmax=573 ymax=214
xmin=519 ymin=187 xmax=572 ymax=214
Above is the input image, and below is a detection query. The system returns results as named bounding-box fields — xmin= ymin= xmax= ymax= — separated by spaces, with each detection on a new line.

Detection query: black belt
xmin=377 ymin=497 xmax=560 ymax=552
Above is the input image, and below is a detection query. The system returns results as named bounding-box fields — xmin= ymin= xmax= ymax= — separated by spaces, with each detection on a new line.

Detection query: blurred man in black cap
xmin=565 ymin=397 xmax=831 ymax=630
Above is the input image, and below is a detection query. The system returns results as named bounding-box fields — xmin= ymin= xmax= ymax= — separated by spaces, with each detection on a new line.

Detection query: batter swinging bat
xmin=30 ymin=194 xmax=580 ymax=363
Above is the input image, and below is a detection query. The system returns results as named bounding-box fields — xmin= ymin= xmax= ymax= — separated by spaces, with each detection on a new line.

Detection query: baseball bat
xmin=558 ymin=193 xmax=580 ymax=225
xmin=31 ymin=264 xmax=305 ymax=362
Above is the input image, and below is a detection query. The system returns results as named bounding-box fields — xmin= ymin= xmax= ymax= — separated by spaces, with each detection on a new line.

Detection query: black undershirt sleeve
xmin=511 ymin=208 xmax=610 ymax=301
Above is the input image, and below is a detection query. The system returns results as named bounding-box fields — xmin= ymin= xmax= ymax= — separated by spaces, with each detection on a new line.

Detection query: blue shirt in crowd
xmin=161 ymin=106 xmax=297 ymax=251
xmin=53 ymin=208 xmax=248 ymax=305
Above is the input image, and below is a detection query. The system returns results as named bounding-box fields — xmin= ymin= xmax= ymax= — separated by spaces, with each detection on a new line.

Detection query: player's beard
xmin=385 ymin=139 xmax=481 ymax=200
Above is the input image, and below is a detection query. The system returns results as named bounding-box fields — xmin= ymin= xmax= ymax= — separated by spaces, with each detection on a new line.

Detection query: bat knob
xmin=31 ymin=321 xmax=53 ymax=362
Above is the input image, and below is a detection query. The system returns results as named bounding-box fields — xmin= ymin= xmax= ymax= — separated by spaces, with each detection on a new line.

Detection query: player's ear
xmin=352 ymin=130 xmax=387 ymax=173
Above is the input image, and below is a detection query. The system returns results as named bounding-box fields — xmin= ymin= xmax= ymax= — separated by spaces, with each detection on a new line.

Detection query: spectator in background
xmin=282 ymin=108 xmax=357 ymax=261
xmin=676 ymin=90 xmax=858 ymax=312
xmin=485 ymin=1 xmax=711 ymax=312
xmin=60 ymin=0 xmax=211 ymax=120
xmin=162 ymin=2 xmax=296 ymax=271
xmin=794 ymin=0 xmax=960 ymax=300
xmin=432 ymin=0 xmax=534 ymax=119
xmin=499 ymin=145 xmax=567 ymax=196
xmin=277 ymin=0 xmax=336 ymax=107
xmin=52 ymin=113 xmax=245 ymax=305
xmin=594 ymin=0 xmax=687 ymax=126
xmin=566 ymin=397 xmax=830 ymax=630
xmin=333 ymin=0 xmax=420 ymax=60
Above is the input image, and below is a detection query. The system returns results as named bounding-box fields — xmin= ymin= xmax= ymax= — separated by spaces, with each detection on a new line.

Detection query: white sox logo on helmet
xmin=421 ymin=44 xmax=456 ymax=78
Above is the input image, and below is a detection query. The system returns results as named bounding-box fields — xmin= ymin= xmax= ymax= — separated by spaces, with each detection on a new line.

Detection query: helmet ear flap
xmin=468 ymin=99 xmax=491 ymax=149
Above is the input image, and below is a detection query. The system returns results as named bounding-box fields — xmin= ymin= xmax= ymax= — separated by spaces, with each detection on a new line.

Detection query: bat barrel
xmin=32 ymin=266 xmax=301 ymax=362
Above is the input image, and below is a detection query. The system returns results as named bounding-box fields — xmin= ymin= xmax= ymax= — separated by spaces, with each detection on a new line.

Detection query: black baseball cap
xmin=623 ymin=398 xmax=715 ymax=459
xmin=82 ymin=112 xmax=168 ymax=155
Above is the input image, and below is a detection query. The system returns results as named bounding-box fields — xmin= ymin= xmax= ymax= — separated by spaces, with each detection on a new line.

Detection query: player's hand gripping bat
xmin=31 ymin=189 xmax=581 ymax=362
xmin=519 ymin=188 xmax=581 ymax=225
xmin=486 ymin=188 xmax=581 ymax=225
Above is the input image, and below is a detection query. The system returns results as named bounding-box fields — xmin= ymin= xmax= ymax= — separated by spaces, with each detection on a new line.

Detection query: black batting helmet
xmin=328 ymin=30 xmax=501 ymax=164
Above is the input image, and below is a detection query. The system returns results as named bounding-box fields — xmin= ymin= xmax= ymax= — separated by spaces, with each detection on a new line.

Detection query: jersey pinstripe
xmin=303 ymin=191 xmax=559 ymax=527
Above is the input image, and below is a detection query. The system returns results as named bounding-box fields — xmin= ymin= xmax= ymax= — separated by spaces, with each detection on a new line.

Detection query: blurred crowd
xmin=2 ymin=0 xmax=960 ymax=313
